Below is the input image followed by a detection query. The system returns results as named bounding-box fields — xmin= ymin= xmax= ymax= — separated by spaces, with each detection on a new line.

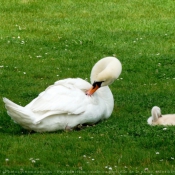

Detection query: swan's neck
xmin=97 ymin=86 xmax=114 ymax=118
xmin=152 ymin=109 xmax=161 ymax=122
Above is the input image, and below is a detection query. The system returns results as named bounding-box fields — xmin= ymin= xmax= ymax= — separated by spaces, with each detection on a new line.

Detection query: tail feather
xmin=3 ymin=98 xmax=34 ymax=128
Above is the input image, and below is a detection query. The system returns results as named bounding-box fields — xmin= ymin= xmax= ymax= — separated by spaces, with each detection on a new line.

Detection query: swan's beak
xmin=86 ymin=82 xmax=102 ymax=96
xmin=86 ymin=85 xmax=100 ymax=96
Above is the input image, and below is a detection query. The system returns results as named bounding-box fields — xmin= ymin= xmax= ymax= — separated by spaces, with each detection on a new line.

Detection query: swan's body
xmin=3 ymin=57 xmax=122 ymax=132
xmin=147 ymin=106 xmax=175 ymax=126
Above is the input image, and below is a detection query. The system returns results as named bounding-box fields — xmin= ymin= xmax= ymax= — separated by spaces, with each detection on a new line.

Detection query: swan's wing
xmin=27 ymin=78 xmax=92 ymax=122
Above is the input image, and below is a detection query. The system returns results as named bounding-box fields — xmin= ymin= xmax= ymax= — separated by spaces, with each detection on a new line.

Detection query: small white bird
xmin=147 ymin=106 xmax=175 ymax=126
xmin=3 ymin=56 xmax=122 ymax=132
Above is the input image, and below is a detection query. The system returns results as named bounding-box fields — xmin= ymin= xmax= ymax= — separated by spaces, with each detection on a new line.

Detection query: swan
xmin=147 ymin=106 xmax=175 ymax=126
xmin=3 ymin=56 xmax=122 ymax=132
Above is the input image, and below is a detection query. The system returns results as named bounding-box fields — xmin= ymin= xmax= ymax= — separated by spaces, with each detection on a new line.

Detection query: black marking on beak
xmin=92 ymin=81 xmax=104 ymax=89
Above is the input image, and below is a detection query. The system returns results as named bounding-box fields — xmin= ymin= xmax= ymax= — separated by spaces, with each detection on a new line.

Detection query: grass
xmin=0 ymin=0 xmax=175 ymax=174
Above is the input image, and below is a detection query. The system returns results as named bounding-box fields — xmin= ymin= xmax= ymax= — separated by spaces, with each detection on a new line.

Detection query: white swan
xmin=147 ymin=106 xmax=175 ymax=126
xmin=3 ymin=56 xmax=122 ymax=132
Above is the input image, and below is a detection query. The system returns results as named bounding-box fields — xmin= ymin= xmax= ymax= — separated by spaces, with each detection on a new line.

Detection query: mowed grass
xmin=0 ymin=0 xmax=175 ymax=174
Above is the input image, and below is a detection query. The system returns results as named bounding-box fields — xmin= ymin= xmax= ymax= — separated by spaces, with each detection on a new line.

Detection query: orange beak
xmin=86 ymin=83 xmax=101 ymax=96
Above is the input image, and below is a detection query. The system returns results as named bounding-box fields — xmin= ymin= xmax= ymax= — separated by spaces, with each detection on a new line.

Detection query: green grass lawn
xmin=1 ymin=0 xmax=175 ymax=174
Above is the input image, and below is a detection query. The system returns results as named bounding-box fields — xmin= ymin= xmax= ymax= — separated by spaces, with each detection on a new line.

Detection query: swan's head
xmin=86 ymin=57 xmax=122 ymax=95
xmin=151 ymin=106 xmax=162 ymax=122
